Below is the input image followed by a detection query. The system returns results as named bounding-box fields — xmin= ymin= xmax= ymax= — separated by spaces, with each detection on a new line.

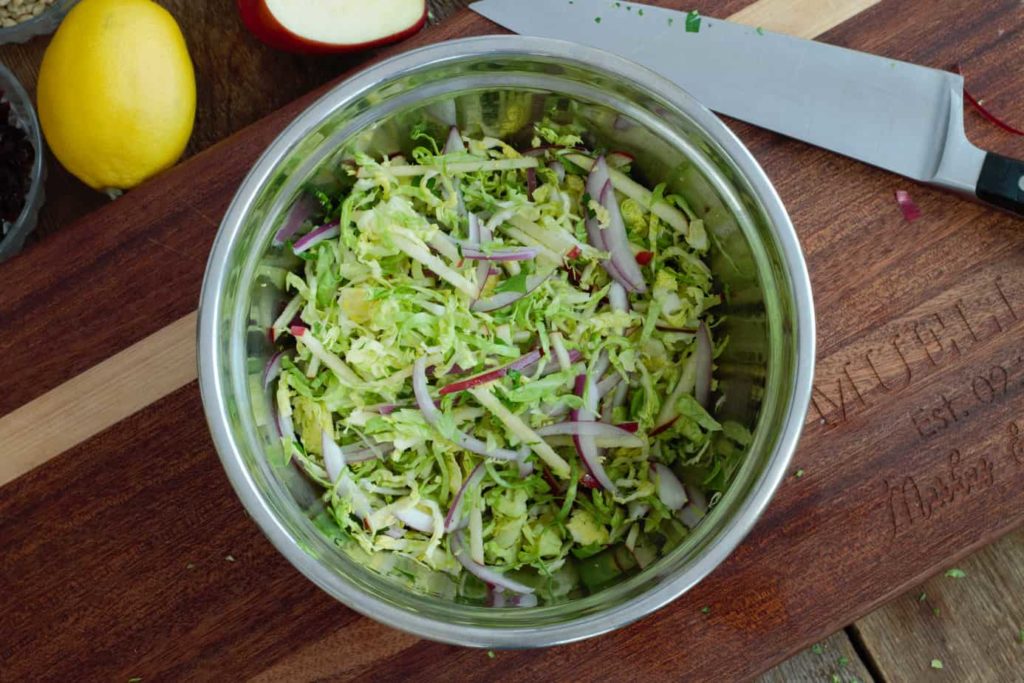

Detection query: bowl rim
xmin=0 ymin=0 xmax=78 ymax=44
xmin=0 ymin=63 xmax=45 ymax=257
xmin=198 ymin=35 xmax=816 ymax=648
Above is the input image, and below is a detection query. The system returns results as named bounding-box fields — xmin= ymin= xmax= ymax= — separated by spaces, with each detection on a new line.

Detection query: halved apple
xmin=237 ymin=0 xmax=427 ymax=54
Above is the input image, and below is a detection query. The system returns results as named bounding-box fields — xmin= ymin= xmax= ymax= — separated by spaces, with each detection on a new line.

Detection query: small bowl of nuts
xmin=0 ymin=63 xmax=45 ymax=262
xmin=0 ymin=0 xmax=77 ymax=43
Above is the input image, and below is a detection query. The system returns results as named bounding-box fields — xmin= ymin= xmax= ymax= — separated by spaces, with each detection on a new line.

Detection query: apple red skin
xmin=237 ymin=0 xmax=427 ymax=54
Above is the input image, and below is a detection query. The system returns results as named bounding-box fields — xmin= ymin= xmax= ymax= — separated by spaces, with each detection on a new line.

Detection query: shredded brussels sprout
xmin=269 ymin=121 xmax=753 ymax=602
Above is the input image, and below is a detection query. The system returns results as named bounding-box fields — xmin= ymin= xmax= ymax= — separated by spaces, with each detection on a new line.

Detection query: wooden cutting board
xmin=2 ymin=1 xmax=1023 ymax=680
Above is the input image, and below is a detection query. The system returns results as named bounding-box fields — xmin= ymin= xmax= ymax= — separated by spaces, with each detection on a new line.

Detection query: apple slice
xmin=237 ymin=0 xmax=427 ymax=54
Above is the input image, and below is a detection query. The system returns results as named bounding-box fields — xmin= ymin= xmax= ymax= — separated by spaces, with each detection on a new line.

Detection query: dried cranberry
xmin=0 ymin=90 xmax=35 ymax=230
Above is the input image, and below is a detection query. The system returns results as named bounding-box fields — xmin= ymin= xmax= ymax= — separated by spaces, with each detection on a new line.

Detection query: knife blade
xmin=470 ymin=0 xmax=1024 ymax=217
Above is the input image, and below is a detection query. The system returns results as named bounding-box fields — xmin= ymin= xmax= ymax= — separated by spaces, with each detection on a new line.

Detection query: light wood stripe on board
xmin=0 ymin=0 xmax=881 ymax=488
xmin=0 ymin=313 xmax=197 ymax=488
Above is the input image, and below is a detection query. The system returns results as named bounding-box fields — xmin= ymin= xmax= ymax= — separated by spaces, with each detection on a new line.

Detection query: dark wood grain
xmin=2 ymin=1 xmax=1024 ymax=681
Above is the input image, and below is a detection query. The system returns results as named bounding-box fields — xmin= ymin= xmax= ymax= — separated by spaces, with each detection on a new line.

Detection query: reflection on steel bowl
xmin=198 ymin=36 xmax=814 ymax=648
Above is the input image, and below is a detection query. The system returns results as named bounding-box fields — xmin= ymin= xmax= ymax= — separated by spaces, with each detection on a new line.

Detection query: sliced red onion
xmin=413 ymin=358 xmax=520 ymax=461
xmin=471 ymin=270 xmax=552 ymax=313
xmin=571 ymin=374 xmax=618 ymax=493
xmin=695 ymin=322 xmax=713 ymax=409
xmin=627 ymin=501 xmax=650 ymax=520
xmin=273 ymin=194 xmax=317 ymax=246
xmin=894 ymin=189 xmax=922 ymax=222
xmin=526 ymin=167 xmax=537 ymax=200
xmin=292 ymin=221 xmax=340 ymax=254
xmin=595 ymin=372 xmax=623 ymax=400
xmin=651 ymin=463 xmax=688 ymax=510
xmin=337 ymin=474 xmax=374 ymax=522
xmin=444 ymin=126 xmax=466 ymax=154
xmin=487 ymin=587 xmax=538 ymax=608
xmin=520 ymin=348 xmax=581 ymax=377
xmin=445 ymin=463 xmax=486 ymax=532
xmin=677 ymin=484 xmax=708 ymax=528
xmin=321 ymin=430 xmax=345 ymax=483
xmin=536 ymin=421 xmax=642 ymax=447
xmin=583 ymin=198 xmax=631 ymax=291
xmin=617 ymin=421 xmax=639 ymax=433
xmin=607 ymin=150 xmax=636 ymax=167
xmin=488 ymin=587 xmax=507 ymax=608
xmin=649 ymin=416 xmax=679 ymax=437
xmin=596 ymin=173 xmax=647 ymax=293
xmin=461 ymin=245 xmax=538 ymax=262
xmin=608 ymin=282 xmax=629 ymax=312
xmin=518 ymin=457 xmax=534 ymax=479
xmin=439 ymin=350 xmax=542 ymax=396
xmin=550 ymin=161 xmax=566 ymax=184
xmin=453 ymin=531 xmax=534 ymax=594
xmin=262 ymin=351 xmax=285 ymax=391
xmin=276 ymin=411 xmax=295 ymax=449
xmin=395 ymin=506 xmax=435 ymax=533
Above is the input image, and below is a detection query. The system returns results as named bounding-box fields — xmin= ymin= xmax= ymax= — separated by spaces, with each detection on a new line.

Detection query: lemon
xmin=37 ymin=0 xmax=196 ymax=192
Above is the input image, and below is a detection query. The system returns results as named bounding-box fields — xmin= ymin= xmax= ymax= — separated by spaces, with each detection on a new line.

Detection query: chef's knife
xmin=470 ymin=0 xmax=1024 ymax=217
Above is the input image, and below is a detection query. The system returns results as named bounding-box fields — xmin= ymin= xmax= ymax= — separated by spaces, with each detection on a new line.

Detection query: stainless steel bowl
xmin=198 ymin=36 xmax=814 ymax=648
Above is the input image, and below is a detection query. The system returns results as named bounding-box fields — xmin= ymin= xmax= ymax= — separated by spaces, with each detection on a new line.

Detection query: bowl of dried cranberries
xmin=0 ymin=63 xmax=45 ymax=262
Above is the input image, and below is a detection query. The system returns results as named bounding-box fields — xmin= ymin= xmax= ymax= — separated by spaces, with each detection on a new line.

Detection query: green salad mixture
xmin=264 ymin=121 xmax=752 ymax=604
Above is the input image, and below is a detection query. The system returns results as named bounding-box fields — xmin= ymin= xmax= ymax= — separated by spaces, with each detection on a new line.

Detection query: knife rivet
xmin=1018 ymin=175 xmax=1024 ymax=193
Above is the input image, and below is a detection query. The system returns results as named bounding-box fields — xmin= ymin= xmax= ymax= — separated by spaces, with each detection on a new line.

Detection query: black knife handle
xmin=976 ymin=152 xmax=1024 ymax=217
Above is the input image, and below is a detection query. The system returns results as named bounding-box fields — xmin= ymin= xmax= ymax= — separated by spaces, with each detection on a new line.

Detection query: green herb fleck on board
xmin=831 ymin=675 xmax=841 ymax=683
xmin=794 ymin=469 xmax=805 ymax=478
xmin=945 ymin=568 xmax=966 ymax=579
xmin=838 ymin=656 xmax=849 ymax=668
xmin=812 ymin=643 xmax=824 ymax=655
xmin=487 ymin=650 xmax=496 ymax=659
xmin=186 ymin=562 xmax=195 ymax=570
xmin=128 ymin=678 xmax=142 ymax=683
xmin=225 ymin=555 xmax=236 ymax=563
xmin=701 ymin=606 xmax=711 ymax=615
xmin=918 ymin=592 xmax=927 ymax=602
xmin=756 ymin=26 xmax=766 ymax=35
xmin=614 ymin=1 xmax=621 ymax=6
xmin=685 ymin=10 xmax=701 ymax=32
xmin=594 ymin=16 xmax=602 ymax=23
xmin=933 ymin=606 xmax=942 ymax=617
xmin=668 ymin=17 xmax=674 ymax=26
xmin=1017 ymin=627 xmax=1023 ymax=644
xmin=638 ymin=8 xmax=644 ymax=15
xmin=931 ymin=659 xmax=943 ymax=670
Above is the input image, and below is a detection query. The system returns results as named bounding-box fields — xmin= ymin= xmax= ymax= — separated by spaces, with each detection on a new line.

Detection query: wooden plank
xmin=0 ymin=1 xmax=1022 ymax=682
xmin=0 ymin=312 xmax=196 ymax=488
xmin=729 ymin=0 xmax=880 ymax=38
xmin=852 ymin=528 xmax=1024 ymax=682
xmin=756 ymin=631 xmax=875 ymax=683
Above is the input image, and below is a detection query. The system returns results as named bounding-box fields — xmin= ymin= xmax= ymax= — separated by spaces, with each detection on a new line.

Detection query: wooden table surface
xmin=2 ymin=1 xmax=1024 ymax=681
